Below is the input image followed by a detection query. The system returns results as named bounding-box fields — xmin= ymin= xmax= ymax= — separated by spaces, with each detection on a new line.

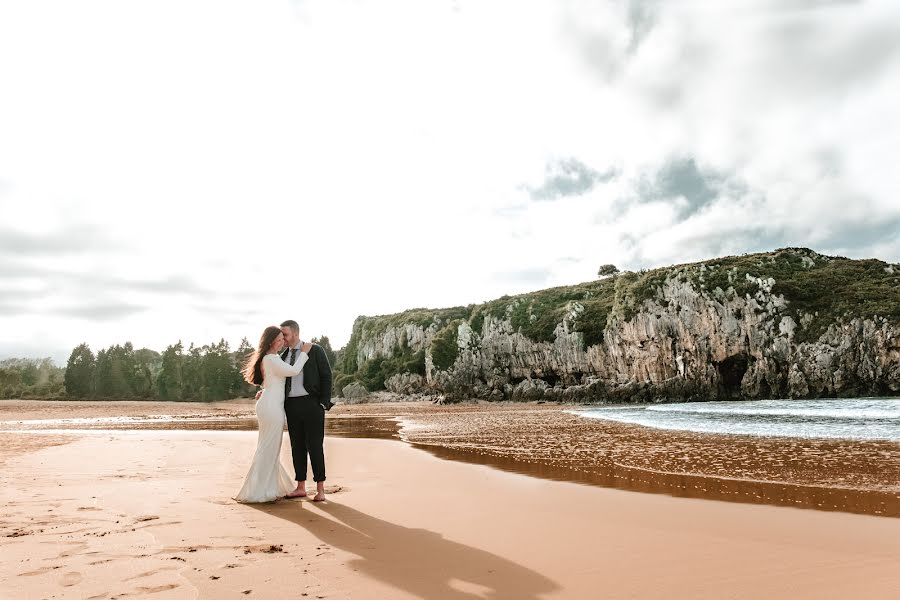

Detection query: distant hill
xmin=333 ymin=248 xmax=900 ymax=403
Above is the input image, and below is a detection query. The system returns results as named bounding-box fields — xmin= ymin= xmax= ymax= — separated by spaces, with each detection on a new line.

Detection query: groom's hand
xmin=255 ymin=389 xmax=263 ymax=401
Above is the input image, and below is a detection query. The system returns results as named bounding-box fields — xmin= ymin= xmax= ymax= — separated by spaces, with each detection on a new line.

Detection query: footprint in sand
xmin=124 ymin=567 xmax=177 ymax=581
xmin=61 ymin=571 xmax=83 ymax=587
xmin=243 ymin=544 xmax=285 ymax=554
xmin=134 ymin=584 xmax=180 ymax=594
xmin=6 ymin=529 xmax=31 ymax=537
xmin=57 ymin=541 xmax=90 ymax=558
xmin=19 ymin=565 xmax=62 ymax=577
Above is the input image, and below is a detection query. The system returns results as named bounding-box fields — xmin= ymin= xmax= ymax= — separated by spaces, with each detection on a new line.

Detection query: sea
xmin=579 ymin=397 xmax=900 ymax=442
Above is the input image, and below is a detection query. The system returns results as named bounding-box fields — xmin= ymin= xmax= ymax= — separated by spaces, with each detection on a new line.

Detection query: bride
xmin=235 ymin=325 xmax=312 ymax=503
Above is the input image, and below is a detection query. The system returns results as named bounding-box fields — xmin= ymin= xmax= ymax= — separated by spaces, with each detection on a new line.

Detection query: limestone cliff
xmin=334 ymin=249 xmax=900 ymax=402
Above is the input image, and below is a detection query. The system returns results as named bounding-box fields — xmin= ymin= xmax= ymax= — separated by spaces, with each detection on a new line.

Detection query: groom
xmin=279 ymin=319 xmax=334 ymax=501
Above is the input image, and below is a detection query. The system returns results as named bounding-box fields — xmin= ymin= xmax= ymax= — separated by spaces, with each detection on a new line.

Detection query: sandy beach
xmin=1 ymin=400 xmax=899 ymax=599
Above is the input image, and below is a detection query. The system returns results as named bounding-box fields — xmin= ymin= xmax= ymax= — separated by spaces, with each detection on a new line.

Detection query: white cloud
xmin=0 ymin=0 xmax=897 ymax=361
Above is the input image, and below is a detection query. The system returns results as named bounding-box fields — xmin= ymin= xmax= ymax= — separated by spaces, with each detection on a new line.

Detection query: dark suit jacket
xmin=282 ymin=344 xmax=334 ymax=410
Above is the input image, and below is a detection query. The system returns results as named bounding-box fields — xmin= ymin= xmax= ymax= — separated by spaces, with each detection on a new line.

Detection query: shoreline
xmin=2 ymin=399 xmax=898 ymax=518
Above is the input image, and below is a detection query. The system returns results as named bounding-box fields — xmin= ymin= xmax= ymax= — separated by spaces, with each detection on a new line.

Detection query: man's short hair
xmin=280 ymin=320 xmax=300 ymax=333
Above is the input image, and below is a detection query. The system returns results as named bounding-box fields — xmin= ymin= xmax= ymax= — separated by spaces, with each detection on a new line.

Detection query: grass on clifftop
xmin=468 ymin=279 xmax=617 ymax=343
xmin=644 ymin=248 xmax=900 ymax=342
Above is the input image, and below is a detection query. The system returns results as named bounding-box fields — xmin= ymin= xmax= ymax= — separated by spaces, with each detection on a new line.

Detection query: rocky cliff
xmin=334 ymin=248 xmax=900 ymax=402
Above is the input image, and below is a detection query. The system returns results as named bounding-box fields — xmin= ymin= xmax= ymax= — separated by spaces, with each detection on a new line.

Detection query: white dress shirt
xmin=286 ymin=340 xmax=309 ymax=398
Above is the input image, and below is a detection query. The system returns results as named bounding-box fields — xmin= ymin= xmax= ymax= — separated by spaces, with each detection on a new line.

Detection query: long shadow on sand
xmin=254 ymin=501 xmax=559 ymax=600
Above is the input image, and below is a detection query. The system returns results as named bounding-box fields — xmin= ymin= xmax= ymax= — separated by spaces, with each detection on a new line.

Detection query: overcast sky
xmin=1 ymin=0 xmax=898 ymax=363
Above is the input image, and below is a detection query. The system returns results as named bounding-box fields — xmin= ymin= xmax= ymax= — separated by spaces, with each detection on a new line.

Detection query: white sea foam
xmin=578 ymin=398 xmax=900 ymax=441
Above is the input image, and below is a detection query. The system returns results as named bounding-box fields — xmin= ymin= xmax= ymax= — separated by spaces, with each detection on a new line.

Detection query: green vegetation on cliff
xmin=467 ymin=278 xmax=618 ymax=344
xmin=624 ymin=248 xmax=900 ymax=342
xmin=335 ymin=309 xmax=468 ymax=393
xmin=430 ymin=321 xmax=460 ymax=370
xmin=334 ymin=248 xmax=900 ymax=389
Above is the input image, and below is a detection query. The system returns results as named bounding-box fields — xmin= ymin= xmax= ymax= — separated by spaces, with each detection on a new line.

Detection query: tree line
xmin=0 ymin=336 xmax=336 ymax=402
xmin=62 ymin=339 xmax=257 ymax=401
xmin=0 ymin=358 xmax=65 ymax=399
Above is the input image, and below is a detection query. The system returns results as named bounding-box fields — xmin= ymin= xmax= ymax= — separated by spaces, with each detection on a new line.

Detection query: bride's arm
xmin=264 ymin=352 xmax=309 ymax=377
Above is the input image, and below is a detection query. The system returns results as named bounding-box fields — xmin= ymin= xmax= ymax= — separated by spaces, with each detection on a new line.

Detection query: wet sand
xmin=379 ymin=403 xmax=900 ymax=517
xmin=3 ymin=399 xmax=899 ymax=517
xmin=2 ymin=417 xmax=900 ymax=598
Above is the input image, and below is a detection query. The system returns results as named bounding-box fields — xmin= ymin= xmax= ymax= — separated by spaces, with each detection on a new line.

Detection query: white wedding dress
xmin=235 ymin=351 xmax=308 ymax=503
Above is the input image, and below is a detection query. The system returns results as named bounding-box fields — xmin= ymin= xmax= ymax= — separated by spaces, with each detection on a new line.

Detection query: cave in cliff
xmin=716 ymin=354 xmax=749 ymax=399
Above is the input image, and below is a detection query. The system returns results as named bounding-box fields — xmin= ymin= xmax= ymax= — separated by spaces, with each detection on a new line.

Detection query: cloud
xmin=0 ymin=300 xmax=31 ymax=317
xmin=0 ymin=224 xmax=120 ymax=255
xmin=815 ymin=215 xmax=900 ymax=255
xmin=635 ymin=157 xmax=745 ymax=218
xmin=765 ymin=0 xmax=864 ymax=13
xmin=0 ymin=230 xmax=241 ymax=326
xmin=57 ymin=303 xmax=150 ymax=321
xmin=757 ymin=11 xmax=900 ymax=97
xmin=0 ymin=340 xmax=69 ymax=365
xmin=0 ymin=259 xmax=206 ymax=300
xmin=110 ymin=275 xmax=205 ymax=295
xmin=625 ymin=0 xmax=661 ymax=52
xmin=659 ymin=225 xmax=792 ymax=266
xmin=613 ymin=186 xmax=900 ymax=270
xmin=492 ymin=267 xmax=553 ymax=285
xmin=560 ymin=0 xmax=663 ymax=81
xmin=525 ymin=158 xmax=617 ymax=202
xmin=0 ymin=0 xmax=898 ymax=359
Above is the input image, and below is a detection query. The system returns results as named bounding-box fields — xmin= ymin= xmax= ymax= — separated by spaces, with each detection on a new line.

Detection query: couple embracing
xmin=234 ymin=320 xmax=334 ymax=504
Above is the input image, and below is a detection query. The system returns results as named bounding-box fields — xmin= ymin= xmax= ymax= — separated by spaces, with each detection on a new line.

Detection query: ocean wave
xmin=643 ymin=400 xmax=900 ymax=421
xmin=579 ymin=398 xmax=900 ymax=441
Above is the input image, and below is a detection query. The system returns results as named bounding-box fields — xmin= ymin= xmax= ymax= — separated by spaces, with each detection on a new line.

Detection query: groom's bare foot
xmin=285 ymin=485 xmax=307 ymax=498
xmin=312 ymin=482 xmax=326 ymax=502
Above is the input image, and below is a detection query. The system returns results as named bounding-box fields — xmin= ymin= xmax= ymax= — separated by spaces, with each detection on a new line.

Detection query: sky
xmin=1 ymin=0 xmax=899 ymax=364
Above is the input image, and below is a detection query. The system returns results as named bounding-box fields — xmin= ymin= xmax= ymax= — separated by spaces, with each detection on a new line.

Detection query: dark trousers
xmin=284 ymin=396 xmax=326 ymax=482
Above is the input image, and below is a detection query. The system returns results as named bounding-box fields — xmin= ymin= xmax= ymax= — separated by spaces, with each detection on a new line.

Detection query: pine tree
xmin=311 ymin=336 xmax=336 ymax=366
xmin=64 ymin=344 xmax=95 ymax=398
xmin=156 ymin=342 xmax=185 ymax=401
xmin=93 ymin=349 xmax=112 ymax=398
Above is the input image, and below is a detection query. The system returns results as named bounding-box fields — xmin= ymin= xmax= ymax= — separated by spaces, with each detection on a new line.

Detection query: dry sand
xmin=2 ymin=406 xmax=899 ymax=599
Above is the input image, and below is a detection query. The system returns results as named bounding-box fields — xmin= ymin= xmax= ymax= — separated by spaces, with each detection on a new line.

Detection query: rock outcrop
xmin=335 ymin=249 xmax=900 ymax=402
xmin=341 ymin=382 xmax=369 ymax=402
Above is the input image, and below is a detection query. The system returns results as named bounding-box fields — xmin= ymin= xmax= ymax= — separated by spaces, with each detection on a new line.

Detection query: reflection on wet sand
xmin=410 ymin=440 xmax=899 ymax=517
xmin=0 ymin=414 xmax=401 ymax=437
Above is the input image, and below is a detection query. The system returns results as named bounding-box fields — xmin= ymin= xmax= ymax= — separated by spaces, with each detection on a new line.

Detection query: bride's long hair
xmin=242 ymin=326 xmax=282 ymax=385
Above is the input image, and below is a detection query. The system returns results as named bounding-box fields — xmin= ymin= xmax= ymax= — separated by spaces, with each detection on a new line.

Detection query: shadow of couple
xmin=253 ymin=499 xmax=560 ymax=600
